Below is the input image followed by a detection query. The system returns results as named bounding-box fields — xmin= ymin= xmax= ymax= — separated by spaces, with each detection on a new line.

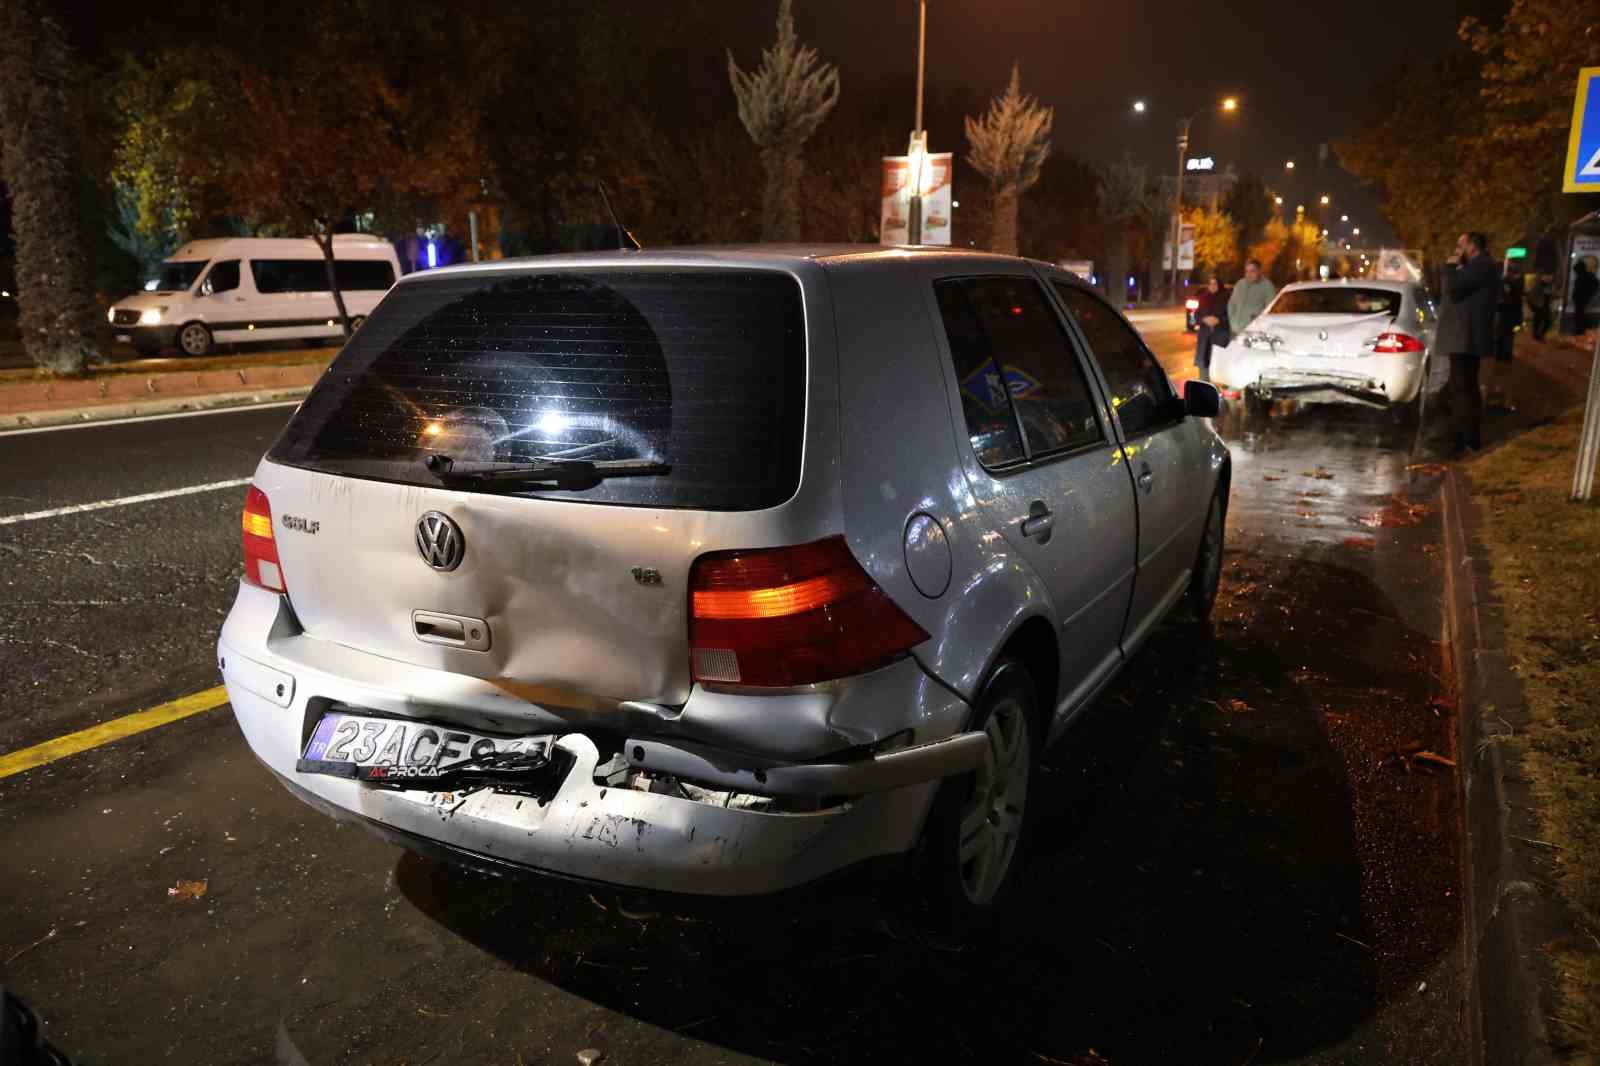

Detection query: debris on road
xmin=3 ymin=926 xmax=57 ymax=965
xmin=1302 ymin=468 xmax=1335 ymax=479
xmin=166 ymin=878 xmax=208 ymax=901
xmin=1342 ymin=536 xmax=1377 ymax=550
xmin=576 ymin=1048 xmax=605 ymax=1065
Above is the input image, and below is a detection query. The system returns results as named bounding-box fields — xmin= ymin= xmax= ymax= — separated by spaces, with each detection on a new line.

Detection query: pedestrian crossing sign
xmin=1564 ymin=67 xmax=1600 ymax=193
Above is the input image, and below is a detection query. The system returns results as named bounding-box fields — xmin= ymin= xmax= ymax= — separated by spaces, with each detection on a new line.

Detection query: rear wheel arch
xmin=979 ymin=615 xmax=1057 ymax=746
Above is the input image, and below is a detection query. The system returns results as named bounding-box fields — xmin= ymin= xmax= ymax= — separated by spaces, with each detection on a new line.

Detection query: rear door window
xmin=934 ymin=276 xmax=1104 ymax=467
xmin=269 ymin=269 xmax=805 ymax=511
xmin=1054 ymin=283 xmax=1177 ymax=438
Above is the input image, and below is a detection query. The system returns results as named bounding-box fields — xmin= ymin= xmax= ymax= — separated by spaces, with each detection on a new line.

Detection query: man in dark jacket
xmin=1438 ymin=232 xmax=1500 ymax=453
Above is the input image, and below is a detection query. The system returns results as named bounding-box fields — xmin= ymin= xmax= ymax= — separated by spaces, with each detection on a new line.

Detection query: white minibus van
xmin=108 ymin=235 xmax=401 ymax=356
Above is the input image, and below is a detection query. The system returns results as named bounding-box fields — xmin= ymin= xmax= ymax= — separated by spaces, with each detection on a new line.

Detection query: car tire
xmin=177 ymin=321 xmax=213 ymax=357
xmin=1243 ymin=388 xmax=1271 ymax=420
xmin=1186 ymin=489 xmax=1226 ymax=623
xmin=921 ymin=658 xmax=1040 ymax=934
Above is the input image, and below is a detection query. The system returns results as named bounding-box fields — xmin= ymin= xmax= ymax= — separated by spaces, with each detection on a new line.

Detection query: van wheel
xmin=922 ymin=659 xmax=1039 ymax=933
xmin=177 ymin=322 xmax=213 ymax=357
xmin=1243 ymin=388 xmax=1271 ymax=420
xmin=1186 ymin=489 xmax=1226 ymax=622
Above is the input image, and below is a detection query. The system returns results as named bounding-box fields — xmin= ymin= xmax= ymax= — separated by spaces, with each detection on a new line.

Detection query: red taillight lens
xmin=241 ymin=485 xmax=286 ymax=593
xmin=688 ymin=536 xmax=930 ymax=687
xmin=1371 ymin=331 xmax=1425 ymax=354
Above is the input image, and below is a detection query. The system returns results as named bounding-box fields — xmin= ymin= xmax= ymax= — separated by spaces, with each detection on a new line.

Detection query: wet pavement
xmin=0 ymin=316 xmax=1465 ymax=1064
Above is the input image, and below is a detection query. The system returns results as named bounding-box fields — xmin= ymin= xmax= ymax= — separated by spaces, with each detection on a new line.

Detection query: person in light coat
xmin=1227 ymin=259 xmax=1276 ymax=335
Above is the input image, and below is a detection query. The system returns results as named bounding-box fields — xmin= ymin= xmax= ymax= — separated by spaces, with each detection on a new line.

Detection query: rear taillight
xmin=1371 ymin=332 xmax=1425 ymax=354
xmin=688 ymin=536 xmax=930 ymax=687
xmin=1185 ymin=299 xmax=1200 ymax=310
xmin=241 ymin=485 xmax=286 ymax=593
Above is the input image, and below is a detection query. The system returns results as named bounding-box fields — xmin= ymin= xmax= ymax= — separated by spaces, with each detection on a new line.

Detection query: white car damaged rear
xmin=1210 ymin=280 xmax=1436 ymax=417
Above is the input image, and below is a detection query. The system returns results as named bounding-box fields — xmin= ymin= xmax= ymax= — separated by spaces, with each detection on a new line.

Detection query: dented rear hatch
xmin=258 ymin=264 xmax=813 ymax=711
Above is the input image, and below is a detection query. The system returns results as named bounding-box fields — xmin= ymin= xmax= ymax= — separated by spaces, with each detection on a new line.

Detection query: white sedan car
xmin=1210 ymin=280 xmax=1437 ymax=420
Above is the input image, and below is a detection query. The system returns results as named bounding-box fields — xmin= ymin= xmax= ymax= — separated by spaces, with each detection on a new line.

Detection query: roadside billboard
xmin=1161 ymin=224 xmax=1195 ymax=271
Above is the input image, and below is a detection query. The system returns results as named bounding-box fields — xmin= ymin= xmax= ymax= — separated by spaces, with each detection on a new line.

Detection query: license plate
xmin=297 ymin=711 xmax=555 ymax=788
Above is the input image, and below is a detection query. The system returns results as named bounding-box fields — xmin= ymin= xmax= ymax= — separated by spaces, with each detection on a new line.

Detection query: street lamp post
xmin=1166 ymin=96 xmax=1237 ymax=305
xmin=907 ymin=0 xmax=928 ymax=246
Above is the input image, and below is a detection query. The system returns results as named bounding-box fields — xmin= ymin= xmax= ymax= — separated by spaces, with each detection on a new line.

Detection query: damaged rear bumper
xmin=219 ymin=583 xmax=978 ymax=896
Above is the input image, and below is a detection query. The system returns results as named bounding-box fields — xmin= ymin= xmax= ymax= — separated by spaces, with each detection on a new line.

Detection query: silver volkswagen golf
xmin=218 ymin=246 xmax=1230 ymax=923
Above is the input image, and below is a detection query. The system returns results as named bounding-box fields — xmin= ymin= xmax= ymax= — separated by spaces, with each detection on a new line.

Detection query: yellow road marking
xmin=0 ymin=685 xmax=230 ymax=780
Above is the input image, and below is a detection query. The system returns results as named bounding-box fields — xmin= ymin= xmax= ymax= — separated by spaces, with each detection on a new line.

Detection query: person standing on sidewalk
xmin=1572 ymin=260 xmax=1599 ymax=335
xmin=1488 ymin=267 xmax=1523 ymax=410
xmin=1227 ymin=259 xmax=1275 ymax=337
xmin=1192 ymin=274 xmax=1228 ymax=382
xmin=1439 ymin=231 xmax=1500 ymax=454
xmin=1528 ymin=273 xmax=1553 ymax=342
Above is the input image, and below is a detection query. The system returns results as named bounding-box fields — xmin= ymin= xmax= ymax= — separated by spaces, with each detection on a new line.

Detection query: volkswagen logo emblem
xmin=415 ymin=511 xmax=464 ymax=572
xmin=1318 ymin=329 xmax=1329 ymax=342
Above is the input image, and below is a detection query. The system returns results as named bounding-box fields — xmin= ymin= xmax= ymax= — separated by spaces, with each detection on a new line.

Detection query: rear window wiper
xmin=425 ymin=453 xmax=670 ymax=486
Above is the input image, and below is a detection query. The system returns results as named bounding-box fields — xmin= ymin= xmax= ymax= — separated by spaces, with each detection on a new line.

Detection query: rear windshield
xmin=268 ymin=269 xmax=806 ymax=510
xmin=1268 ymin=287 xmax=1402 ymax=316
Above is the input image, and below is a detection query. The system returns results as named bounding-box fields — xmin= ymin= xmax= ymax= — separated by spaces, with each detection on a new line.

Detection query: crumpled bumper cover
xmin=1211 ymin=347 xmax=1422 ymax=407
xmin=218 ymin=586 xmax=976 ymax=896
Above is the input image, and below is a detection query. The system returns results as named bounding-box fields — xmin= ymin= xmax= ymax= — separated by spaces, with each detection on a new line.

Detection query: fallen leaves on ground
xmin=1263 ymin=474 xmax=1284 ymax=481
xmin=1343 ymin=536 xmax=1377 ymax=550
xmin=1302 ymin=468 xmax=1335 ymax=479
xmin=166 ymin=879 xmax=208 ymax=901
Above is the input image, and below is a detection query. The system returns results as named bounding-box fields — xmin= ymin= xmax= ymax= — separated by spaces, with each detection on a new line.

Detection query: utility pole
xmin=1169 ymin=117 xmax=1189 ymax=306
xmin=907 ymin=0 xmax=927 ymax=246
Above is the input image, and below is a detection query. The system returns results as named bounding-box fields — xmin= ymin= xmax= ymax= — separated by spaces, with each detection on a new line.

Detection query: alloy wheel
xmin=957 ymin=696 xmax=1030 ymax=905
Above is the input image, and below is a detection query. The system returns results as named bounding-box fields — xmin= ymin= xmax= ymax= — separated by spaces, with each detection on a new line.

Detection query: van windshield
xmin=269 ymin=269 xmax=806 ymax=511
xmin=151 ymin=260 xmax=208 ymax=293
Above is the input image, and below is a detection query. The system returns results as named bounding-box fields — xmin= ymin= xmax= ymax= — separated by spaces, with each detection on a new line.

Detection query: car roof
xmin=392 ymin=244 xmax=1061 ymax=286
xmin=168 ymin=236 xmax=396 ymax=260
xmin=1277 ymin=278 xmax=1413 ymax=294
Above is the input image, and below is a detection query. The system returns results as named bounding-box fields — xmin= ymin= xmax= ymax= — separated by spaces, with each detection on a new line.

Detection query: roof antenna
xmin=597 ymin=180 xmax=641 ymax=251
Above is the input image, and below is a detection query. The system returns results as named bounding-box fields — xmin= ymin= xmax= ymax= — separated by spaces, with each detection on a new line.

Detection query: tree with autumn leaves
xmin=1340 ymin=0 xmax=1600 ymax=261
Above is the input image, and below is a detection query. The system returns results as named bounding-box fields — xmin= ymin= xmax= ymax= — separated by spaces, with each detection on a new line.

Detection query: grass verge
xmin=1466 ymin=406 xmax=1600 ymax=1056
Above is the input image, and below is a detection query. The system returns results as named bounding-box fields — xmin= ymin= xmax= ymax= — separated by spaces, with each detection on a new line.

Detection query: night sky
xmin=721 ymin=0 xmax=1499 ymax=246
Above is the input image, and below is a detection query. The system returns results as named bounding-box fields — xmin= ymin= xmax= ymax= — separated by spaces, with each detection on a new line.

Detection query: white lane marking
xmin=0 ymin=400 xmax=301 ymax=437
xmin=0 ymin=479 xmax=250 ymax=526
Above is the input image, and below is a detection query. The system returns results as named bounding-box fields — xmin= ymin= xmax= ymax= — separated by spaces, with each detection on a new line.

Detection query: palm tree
xmin=0 ymin=0 xmax=100 ymax=374
xmin=728 ymin=0 xmax=840 ymax=242
xmin=964 ymin=64 xmax=1053 ymax=256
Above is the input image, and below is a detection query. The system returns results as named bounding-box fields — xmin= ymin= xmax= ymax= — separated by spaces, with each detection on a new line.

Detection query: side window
xmin=935 ymin=276 xmax=1105 ymax=467
xmin=201 ymin=260 xmax=240 ymax=296
xmin=333 ymin=259 xmax=396 ymax=291
xmin=252 ymin=259 xmax=330 ymax=294
xmin=1054 ymin=283 xmax=1177 ymax=438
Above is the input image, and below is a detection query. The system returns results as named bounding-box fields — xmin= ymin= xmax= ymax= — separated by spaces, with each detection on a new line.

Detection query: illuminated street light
xmin=1320 ymin=195 xmax=1330 ymax=205
xmin=1222 ymin=97 xmax=1239 ymax=112
xmin=1353 ymin=227 xmax=1360 ymax=236
xmin=1285 ymin=160 xmax=1296 ymax=170
xmin=1132 ymin=100 xmax=1146 ymax=113
xmin=1341 ymin=214 xmax=1349 ymax=222
xmin=1166 ymin=96 xmax=1241 ymax=303
xmin=1274 ymin=196 xmax=1284 ymax=205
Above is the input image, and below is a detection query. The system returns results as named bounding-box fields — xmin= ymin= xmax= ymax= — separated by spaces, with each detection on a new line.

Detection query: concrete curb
xmin=0 ymin=386 xmax=310 ymax=431
xmin=0 ymin=361 xmax=324 ymax=427
xmin=1442 ymin=466 xmax=1566 ymax=1066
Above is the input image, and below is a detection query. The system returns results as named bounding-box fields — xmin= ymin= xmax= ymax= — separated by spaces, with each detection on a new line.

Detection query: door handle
xmin=1136 ymin=464 xmax=1155 ymax=494
xmin=1021 ymin=501 xmax=1054 ymax=541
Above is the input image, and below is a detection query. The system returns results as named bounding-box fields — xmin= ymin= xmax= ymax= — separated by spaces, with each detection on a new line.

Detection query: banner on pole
xmin=880 ymin=153 xmax=953 ymax=246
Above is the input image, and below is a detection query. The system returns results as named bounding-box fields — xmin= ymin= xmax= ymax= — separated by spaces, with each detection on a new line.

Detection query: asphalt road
xmin=0 ymin=312 xmax=1466 ymax=1065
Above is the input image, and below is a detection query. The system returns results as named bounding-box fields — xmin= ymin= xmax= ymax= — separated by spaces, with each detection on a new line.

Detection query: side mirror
xmin=200 ymin=278 xmax=215 ymax=297
xmin=1183 ymin=379 xmax=1221 ymax=418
